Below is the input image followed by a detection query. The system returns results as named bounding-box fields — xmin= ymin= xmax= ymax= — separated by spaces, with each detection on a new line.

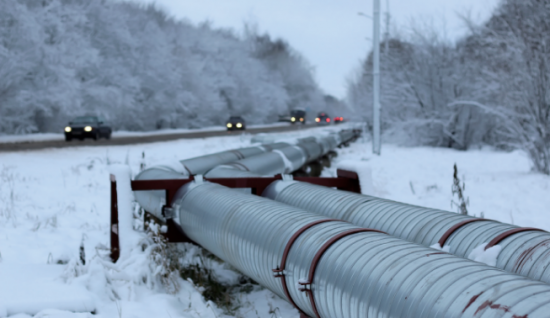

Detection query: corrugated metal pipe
xmin=204 ymin=132 xmax=349 ymax=179
xmin=173 ymin=181 xmax=550 ymax=318
xmin=262 ymin=181 xmax=550 ymax=285
xmin=205 ymin=144 xmax=306 ymax=178
xmin=134 ymin=130 xmax=359 ymax=220
xmin=134 ymin=145 xmax=267 ymax=215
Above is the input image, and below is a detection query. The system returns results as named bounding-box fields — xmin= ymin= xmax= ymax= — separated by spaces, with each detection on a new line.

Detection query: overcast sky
xmin=133 ymin=0 xmax=500 ymax=98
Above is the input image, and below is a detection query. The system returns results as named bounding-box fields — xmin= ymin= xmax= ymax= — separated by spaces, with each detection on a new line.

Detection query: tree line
xmin=347 ymin=0 xmax=550 ymax=174
xmin=0 ymin=0 xmax=328 ymax=134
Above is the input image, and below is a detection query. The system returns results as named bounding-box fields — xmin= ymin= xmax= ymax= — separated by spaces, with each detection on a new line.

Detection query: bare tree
xmin=453 ymin=0 xmax=550 ymax=174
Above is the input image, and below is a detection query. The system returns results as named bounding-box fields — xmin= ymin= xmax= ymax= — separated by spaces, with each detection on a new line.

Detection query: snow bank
xmin=467 ymin=243 xmax=502 ymax=267
xmin=0 ymin=264 xmax=95 ymax=316
xmin=273 ymin=150 xmax=294 ymax=174
xmin=59 ymin=239 xmax=222 ymax=318
xmin=108 ymin=165 xmax=141 ymax=260
xmin=293 ymin=145 xmax=308 ymax=167
xmin=274 ymin=137 xmax=300 ymax=145
xmin=250 ymin=134 xmax=276 ymax=144
xmin=336 ymin=160 xmax=375 ymax=195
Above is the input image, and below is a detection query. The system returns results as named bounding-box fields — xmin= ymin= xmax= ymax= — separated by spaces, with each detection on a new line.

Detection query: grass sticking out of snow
xmin=178 ymin=247 xmax=260 ymax=315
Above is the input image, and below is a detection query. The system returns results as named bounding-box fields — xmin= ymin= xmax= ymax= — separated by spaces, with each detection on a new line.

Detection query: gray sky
xmin=134 ymin=0 xmax=500 ymax=98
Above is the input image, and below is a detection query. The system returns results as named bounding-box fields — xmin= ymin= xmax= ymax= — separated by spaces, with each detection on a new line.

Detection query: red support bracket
xmin=110 ymin=174 xmax=120 ymax=262
xmin=485 ymin=227 xmax=547 ymax=250
xmin=110 ymin=170 xmax=363 ymax=260
xmin=129 ymin=170 xmax=361 ymax=202
xmin=335 ymin=169 xmax=361 ymax=193
xmin=298 ymin=228 xmax=387 ymax=318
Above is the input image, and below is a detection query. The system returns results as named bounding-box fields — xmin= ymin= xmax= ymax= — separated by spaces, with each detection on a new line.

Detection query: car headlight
xmin=291 ymin=117 xmax=296 ymax=122
xmin=300 ymin=118 xmax=304 ymax=122
xmin=315 ymin=118 xmax=320 ymax=122
xmin=236 ymin=123 xmax=242 ymax=128
xmin=227 ymin=123 xmax=232 ymax=128
xmin=64 ymin=127 xmax=72 ymax=132
xmin=84 ymin=126 xmax=92 ymax=132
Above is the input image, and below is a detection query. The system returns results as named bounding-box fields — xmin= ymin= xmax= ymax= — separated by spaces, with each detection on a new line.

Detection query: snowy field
xmin=1 ymin=125 xmax=549 ymax=318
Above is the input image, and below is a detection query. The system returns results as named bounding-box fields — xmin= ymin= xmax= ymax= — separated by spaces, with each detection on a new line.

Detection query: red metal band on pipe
xmin=181 ymin=164 xmax=193 ymax=176
xmin=229 ymin=162 xmax=250 ymax=171
xmin=228 ymin=149 xmax=245 ymax=160
xmin=438 ymin=218 xmax=487 ymax=247
xmin=485 ymin=227 xmax=547 ymax=250
xmin=272 ymin=219 xmax=342 ymax=316
xmin=299 ymin=228 xmax=387 ymax=318
xmin=273 ymin=219 xmax=342 ymax=274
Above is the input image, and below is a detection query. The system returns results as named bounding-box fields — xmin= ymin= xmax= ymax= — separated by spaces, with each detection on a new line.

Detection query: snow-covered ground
xmin=1 ymin=125 xmax=549 ymax=317
xmin=326 ymin=140 xmax=550 ymax=229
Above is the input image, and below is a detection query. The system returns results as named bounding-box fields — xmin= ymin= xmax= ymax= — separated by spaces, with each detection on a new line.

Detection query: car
xmin=334 ymin=116 xmax=345 ymax=124
xmin=315 ymin=112 xmax=331 ymax=125
xmin=278 ymin=114 xmax=292 ymax=123
xmin=64 ymin=116 xmax=112 ymax=141
xmin=226 ymin=116 xmax=246 ymax=131
xmin=290 ymin=109 xmax=306 ymax=124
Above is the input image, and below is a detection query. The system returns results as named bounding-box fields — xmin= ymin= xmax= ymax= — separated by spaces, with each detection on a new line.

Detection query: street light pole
xmin=384 ymin=0 xmax=390 ymax=54
xmin=372 ymin=0 xmax=381 ymax=155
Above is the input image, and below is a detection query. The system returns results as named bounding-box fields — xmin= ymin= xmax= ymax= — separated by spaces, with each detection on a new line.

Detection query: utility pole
xmin=372 ymin=0 xmax=381 ymax=155
xmin=384 ymin=0 xmax=390 ymax=54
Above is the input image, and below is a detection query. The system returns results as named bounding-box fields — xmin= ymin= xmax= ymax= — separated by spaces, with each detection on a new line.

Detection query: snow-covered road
xmin=0 ymin=123 xmax=314 ymax=152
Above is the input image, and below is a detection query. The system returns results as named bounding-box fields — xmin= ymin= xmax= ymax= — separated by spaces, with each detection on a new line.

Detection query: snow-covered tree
xmin=347 ymin=0 xmax=550 ymax=174
xmin=454 ymin=0 xmax=550 ymax=174
xmin=0 ymin=0 xmax=327 ymax=134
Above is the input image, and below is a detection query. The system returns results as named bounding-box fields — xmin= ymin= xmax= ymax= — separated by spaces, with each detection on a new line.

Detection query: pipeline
xmin=172 ymin=181 xmax=550 ymax=318
xmin=135 ymin=129 xmax=359 ymax=219
xmin=204 ymin=132 xmax=347 ymax=179
xmin=205 ymin=145 xmax=306 ymax=178
xmin=263 ymin=180 xmax=550 ymax=286
xmin=134 ymin=145 xmax=267 ymax=215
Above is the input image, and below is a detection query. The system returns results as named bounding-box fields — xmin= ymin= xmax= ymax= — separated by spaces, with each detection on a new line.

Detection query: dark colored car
xmin=226 ymin=116 xmax=246 ymax=131
xmin=334 ymin=116 xmax=345 ymax=124
xmin=278 ymin=114 xmax=292 ymax=123
xmin=64 ymin=116 xmax=112 ymax=141
xmin=290 ymin=109 xmax=306 ymax=124
xmin=315 ymin=112 xmax=331 ymax=125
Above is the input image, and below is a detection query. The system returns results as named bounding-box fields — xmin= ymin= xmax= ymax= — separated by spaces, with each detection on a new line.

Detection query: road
xmin=0 ymin=123 xmax=316 ymax=152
